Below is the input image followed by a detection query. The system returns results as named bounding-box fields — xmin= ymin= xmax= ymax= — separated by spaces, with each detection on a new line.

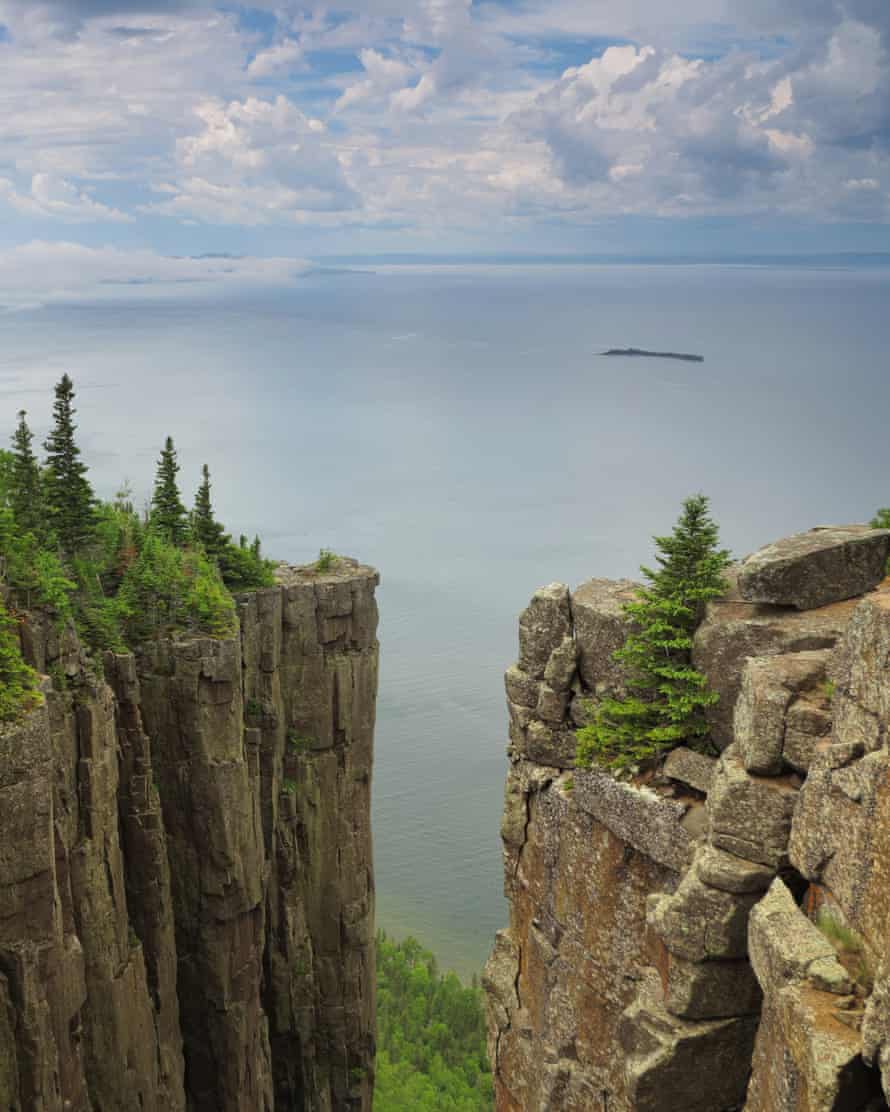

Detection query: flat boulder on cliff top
xmin=737 ymin=526 xmax=890 ymax=610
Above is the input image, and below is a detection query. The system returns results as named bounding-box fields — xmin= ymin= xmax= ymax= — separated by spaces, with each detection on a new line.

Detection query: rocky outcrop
xmin=486 ymin=527 xmax=890 ymax=1110
xmin=737 ymin=525 xmax=890 ymax=610
xmin=0 ymin=559 xmax=378 ymax=1112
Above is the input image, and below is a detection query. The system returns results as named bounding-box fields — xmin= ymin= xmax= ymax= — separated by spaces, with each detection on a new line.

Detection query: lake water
xmin=3 ymin=260 xmax=889 ymax=979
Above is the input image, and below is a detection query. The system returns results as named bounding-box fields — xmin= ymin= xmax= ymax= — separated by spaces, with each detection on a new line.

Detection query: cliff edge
xmin=0 ymin=558 xmax=378 ymax=1112
xmin=485 ymin=527 xmax=890 ymax=1110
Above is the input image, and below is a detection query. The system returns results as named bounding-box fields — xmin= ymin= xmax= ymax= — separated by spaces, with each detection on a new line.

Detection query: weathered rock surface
xmin=693 ymin=568 xmax=855 ymax=750
xmin=621 ymin=971 xmax=758 ymax=1112
xmin=737 ymin=526 xmax=890 ymax=610
xmin=0 ymin=559 xmax=379 ymax=1112
xmin=518 ymin=583 xmax=572 ymax=679
xmin=735 ymin=651 xmax=830 ymax=774
xmin=707 ymin=748 xmax=798 ymax=868
xmin=662 ymin=747 xmax=716 ymax=794
xmin=485 ymin=759 xmax=683 ymax=1111
xmin=570 ymin=578 xmax=639 ymax=695
xmin=746 ymin=880 xmax=882 ymax=1111
xmin=489 ymin=554 xmax=890 ymax=1111
xmin=648 ymin=859 xmax=759 ymax=962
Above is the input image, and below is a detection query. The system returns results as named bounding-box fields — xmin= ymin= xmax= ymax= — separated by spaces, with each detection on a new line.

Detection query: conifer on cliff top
xmin=192 ymin=464 xmax=230 ymax=559
xmin=43 ymin=375 xmax=95 ymax=556
xmin=577 ymin=493 xmax=731 ymax=771
xmin=152 ymin=436 xmax=188 ymax=545
xmin=10 ymin=410 xmax=42 ymax=536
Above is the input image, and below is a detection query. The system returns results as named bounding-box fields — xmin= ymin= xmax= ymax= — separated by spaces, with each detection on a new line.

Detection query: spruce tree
xmin=192 ymin=464 xmax=229 ymax=558
xmin=10 ymin=410 xmax=42 ymax=535
xmin=577 ymin=494 xmax=731 ymax=771
xmin=43 ymin=374 xmax=95 ymax=556
xmin=151 ymin=436 xmax=188 ymax=545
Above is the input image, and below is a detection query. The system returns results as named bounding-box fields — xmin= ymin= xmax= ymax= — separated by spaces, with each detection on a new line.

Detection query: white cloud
xmin=247 ymin=38 xmax=304 ymax=79
xmin=0 ymin=0 xmax=887 ymax=238
xmin=150 ymin=95 xmax=359 ymax=224
xmin=0 ymin=241 xmax=311 ymax=311
xmin=0 ymin=173 xmax=131 ymax=222
xmin=335 ymin=48 xmax=418 ymax=111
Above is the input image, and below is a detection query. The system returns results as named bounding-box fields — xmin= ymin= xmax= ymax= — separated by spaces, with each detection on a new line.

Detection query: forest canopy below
xmin=374 ymin=931 xmax=492 ymax=1111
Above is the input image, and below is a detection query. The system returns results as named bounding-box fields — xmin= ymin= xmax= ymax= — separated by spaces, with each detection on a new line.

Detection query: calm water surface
xmin=2 ymin=262 xmax=889 ymax=978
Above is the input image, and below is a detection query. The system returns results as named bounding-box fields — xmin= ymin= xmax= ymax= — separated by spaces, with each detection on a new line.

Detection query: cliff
xmin=485 ymin=526 xmax=890 ymax=1110
xmin=0 ymin=559 xmax=378 ymax=1111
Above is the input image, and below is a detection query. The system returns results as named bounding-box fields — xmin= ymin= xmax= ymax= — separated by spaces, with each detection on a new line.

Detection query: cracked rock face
xmin=0 ymin=559 xmax=379 ymax=1112
xmin=488 ymin=559 xmax=890 ymax=1112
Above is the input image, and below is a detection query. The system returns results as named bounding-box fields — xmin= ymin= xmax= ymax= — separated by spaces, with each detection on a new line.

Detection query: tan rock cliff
xmin=0 ymin=559 xmax=378 ymax=1112
xmin=486 ymin=528 xmax=890 ymax=1110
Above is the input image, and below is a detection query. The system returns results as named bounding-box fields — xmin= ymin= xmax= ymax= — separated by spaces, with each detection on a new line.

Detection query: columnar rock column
xmin=1 ymin=557 xmax=379 ymax=1112
xmin=239 ymin=562 xmax=379 ymax=1111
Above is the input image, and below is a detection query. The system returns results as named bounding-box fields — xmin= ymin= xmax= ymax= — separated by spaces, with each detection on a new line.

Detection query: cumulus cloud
xmin=247 ymin=38 xmax=304 ymax=79
xmin=0 ymin=0 xmax=887 ymax=237
xmin=150 ymin=95 xmax=359 ymax=223
xmin=502 ymin=7 xmax=890 ymax=221
xmin=0 ymin=241 xmax=311 ymax=310
xmin=0 ymin=173 xmax=131 ymax=222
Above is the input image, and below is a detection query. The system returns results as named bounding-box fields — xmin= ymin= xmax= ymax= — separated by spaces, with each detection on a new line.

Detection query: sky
xmin=0 ymin=0 xmax=889 ymax=305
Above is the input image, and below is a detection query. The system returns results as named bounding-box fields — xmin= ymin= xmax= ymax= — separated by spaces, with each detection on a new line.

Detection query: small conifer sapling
xmin=577 ymin=494 xmax=731 ymax=771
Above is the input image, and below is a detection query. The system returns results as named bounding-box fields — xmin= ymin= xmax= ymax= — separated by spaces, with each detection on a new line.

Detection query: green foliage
xmin=10 ymin=411 xmax=43 ymax=536
xmin=287 ymin=729 xmax=313 ymax=753
xmin=0 ymin=449 xmax=13 ymax=506
xmin=0 ymin=512 xmax=76 ymax=621
xmin=815 ymin=908 xmax=873 ymax=992
xmin=0 ymin=597 xmax=42 ymax=725
xmin=217 ymin=535 xmax=276 ymax=592
xmin=577 ymin=494 xmax=731 ymax=772
xmin=192 ymin=464 xmax=230 ymax=559
xmin=43 ymin=374 xmax=95 ymax=556
xmin=315 ymin=549 xmax=338 ymax=572
xmin=871 ymin=508 xmax=890 ymax=531
xmin=1 ymin=381 xmax=276 ymax=659
xmin=282 ymin=778 xmax=298 ymax=793
xmin=816 ymin=908 xmax=861 ymax=952
xmin=823 ymin=679 xmax=836 ymax=704
xmin=871 ymin=508 xmax=890 ymax=574
xmin=374 ymin=931 xmax=492 ymax=1112
xmin=116 ymin=531 xmax=235 ymax=642
xmin=151 ymin=436 xmax=188 ymax=545
xmin=71 ymin=569 xmax=127 ymax=654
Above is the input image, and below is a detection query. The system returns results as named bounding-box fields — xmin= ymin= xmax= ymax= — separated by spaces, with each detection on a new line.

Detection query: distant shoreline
xmin=601 ymin=347 xmax=704 ymax=363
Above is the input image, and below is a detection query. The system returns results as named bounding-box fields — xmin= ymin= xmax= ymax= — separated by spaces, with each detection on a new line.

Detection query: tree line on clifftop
xmin=0 ymin=374 xmax=274 ymax=724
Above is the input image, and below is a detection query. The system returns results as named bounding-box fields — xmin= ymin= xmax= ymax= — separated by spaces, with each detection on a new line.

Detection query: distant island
xmin=601 ymin=347 xmax=704 ymax=363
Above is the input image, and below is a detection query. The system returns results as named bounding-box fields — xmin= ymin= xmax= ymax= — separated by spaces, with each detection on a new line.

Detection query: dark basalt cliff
xmin=0 ymin=559 xmax=378 ymax=1111
xmin=485 ymin=526 xmax=890 ymax=1111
